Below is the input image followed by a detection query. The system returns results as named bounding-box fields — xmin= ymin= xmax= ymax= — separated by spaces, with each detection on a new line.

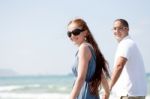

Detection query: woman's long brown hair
xmin=68 ymin=18 xmax=110 ymax=95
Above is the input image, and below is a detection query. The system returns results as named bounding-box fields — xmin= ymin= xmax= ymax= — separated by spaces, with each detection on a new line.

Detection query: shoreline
xmin=0 ymin=93 xmax=69 ymax=99
xmin=0 ymin=93 xmax=149 ymax=99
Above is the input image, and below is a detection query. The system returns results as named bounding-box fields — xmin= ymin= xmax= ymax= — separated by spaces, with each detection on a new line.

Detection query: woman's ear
xmin=84 ymin=30 xmax=89 ymax=36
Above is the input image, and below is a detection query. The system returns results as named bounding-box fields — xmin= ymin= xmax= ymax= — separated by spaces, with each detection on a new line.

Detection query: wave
xmin=0 ymin=85 xmax=23 ymax=91
xmin=0 ymin=84 xmax=71 ymax=93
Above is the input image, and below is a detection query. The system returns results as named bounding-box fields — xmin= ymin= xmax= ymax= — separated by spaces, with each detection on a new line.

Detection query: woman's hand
xmin=101 ymin=72 xmax=110 ymax=99
xmin=69 ymin=95 xmax=76 ymax=99
xmin=102 ymin=92 xmax=110 ymax=99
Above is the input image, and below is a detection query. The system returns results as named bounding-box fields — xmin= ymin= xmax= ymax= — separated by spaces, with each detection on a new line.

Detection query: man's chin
xmin=115 ymin=37 xmax=121 ymax=42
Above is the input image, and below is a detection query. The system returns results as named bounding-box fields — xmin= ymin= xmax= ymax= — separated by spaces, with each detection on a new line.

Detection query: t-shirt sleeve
xmin=117 ymin=42 xmax=131 ymax=60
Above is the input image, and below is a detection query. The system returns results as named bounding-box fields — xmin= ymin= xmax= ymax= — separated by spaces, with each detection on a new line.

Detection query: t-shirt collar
xmin=120 ymin=35 xmax=130 ymax=42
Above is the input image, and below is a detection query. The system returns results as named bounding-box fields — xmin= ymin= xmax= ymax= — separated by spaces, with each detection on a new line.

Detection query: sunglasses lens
xmin=72 ymin=29 xmax=81 ymax=36
xmin=67 ymin=29 xmax=84 ymax=37
xmin=67 ymin=32 xmax=71 ymax=37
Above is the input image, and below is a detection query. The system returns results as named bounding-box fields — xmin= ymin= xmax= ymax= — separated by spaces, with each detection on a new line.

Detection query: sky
xmin=0 ymin=0 xmax=150 ymax=76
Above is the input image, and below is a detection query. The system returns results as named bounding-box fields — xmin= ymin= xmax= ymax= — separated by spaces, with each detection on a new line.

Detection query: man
xmin=109 ymin=19 xmax=147 ymax=99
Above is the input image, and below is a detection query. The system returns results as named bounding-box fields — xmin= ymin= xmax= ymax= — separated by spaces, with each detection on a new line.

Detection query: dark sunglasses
xmin=67 ymin=29 xmax=85 ymax=37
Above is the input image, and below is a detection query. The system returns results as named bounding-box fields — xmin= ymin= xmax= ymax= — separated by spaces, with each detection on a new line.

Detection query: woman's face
xmin=67 ymin=22 xmax=86 ymax=46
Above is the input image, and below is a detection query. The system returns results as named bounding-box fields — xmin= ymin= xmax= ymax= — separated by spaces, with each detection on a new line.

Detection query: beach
xmin=0 ymin=93 xmax=150 ymax=99
xmin=0 ymin=75 xmax=149 ymax=99
xmin=0 ymin=93 xmax=69 ymax=99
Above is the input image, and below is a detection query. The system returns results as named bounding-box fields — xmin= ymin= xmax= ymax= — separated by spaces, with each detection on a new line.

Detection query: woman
xmin=67 ymin=18 xmax=110 ymax=99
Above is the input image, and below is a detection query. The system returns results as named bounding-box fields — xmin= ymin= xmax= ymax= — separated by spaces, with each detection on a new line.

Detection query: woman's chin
xmin=72 ymin=42 xmax=80 ymax=46
xmin=72 ymin=41 xmax=77 ymax=45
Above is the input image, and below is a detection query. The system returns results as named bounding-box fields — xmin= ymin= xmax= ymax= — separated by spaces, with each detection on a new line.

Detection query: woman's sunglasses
xmin=67 ymin=29 xmax=85 ymax=37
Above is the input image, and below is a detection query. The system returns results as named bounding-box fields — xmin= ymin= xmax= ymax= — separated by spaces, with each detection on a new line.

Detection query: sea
xmin=0 ymin=74 xmax=149 ymax=99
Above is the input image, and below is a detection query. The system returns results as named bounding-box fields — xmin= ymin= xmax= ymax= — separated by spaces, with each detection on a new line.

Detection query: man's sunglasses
xmin=67 ymin=29 xmax=85 ymax=37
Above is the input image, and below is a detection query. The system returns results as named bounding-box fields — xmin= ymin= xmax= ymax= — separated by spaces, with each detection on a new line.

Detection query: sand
xmin=0 ymin=93 xmax=149 ymax=99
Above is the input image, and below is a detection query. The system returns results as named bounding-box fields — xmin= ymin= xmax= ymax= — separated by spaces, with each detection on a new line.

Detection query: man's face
xmin=113 ymin=21 xmax=129 ymax=42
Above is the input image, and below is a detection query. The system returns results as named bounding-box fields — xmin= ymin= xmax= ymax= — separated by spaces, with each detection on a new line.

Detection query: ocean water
xmin=0 ymin=75 xmax=73 ymax=93
xmin=0 ymin=75 xmax=149 ymax=99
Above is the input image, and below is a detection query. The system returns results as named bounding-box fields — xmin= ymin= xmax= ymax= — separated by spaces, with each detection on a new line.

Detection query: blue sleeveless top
xmin=72 ymin=46 xmax=100 ymax=99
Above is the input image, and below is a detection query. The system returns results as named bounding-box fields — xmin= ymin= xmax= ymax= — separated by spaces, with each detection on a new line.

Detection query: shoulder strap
xmin=88 ymin=46 xmax=96 ymax=61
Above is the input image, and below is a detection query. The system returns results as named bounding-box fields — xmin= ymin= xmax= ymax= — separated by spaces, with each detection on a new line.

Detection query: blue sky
xmin=0 ymin=0 xmax=150 ymax=75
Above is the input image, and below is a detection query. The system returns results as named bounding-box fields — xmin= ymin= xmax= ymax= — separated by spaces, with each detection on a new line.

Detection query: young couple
xmin=67 ymin=18 xmax=147 ymax=99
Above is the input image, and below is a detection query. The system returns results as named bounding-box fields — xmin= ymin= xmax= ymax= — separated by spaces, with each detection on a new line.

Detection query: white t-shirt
xmin=113 ymin=36 xmax=147 ymax=96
